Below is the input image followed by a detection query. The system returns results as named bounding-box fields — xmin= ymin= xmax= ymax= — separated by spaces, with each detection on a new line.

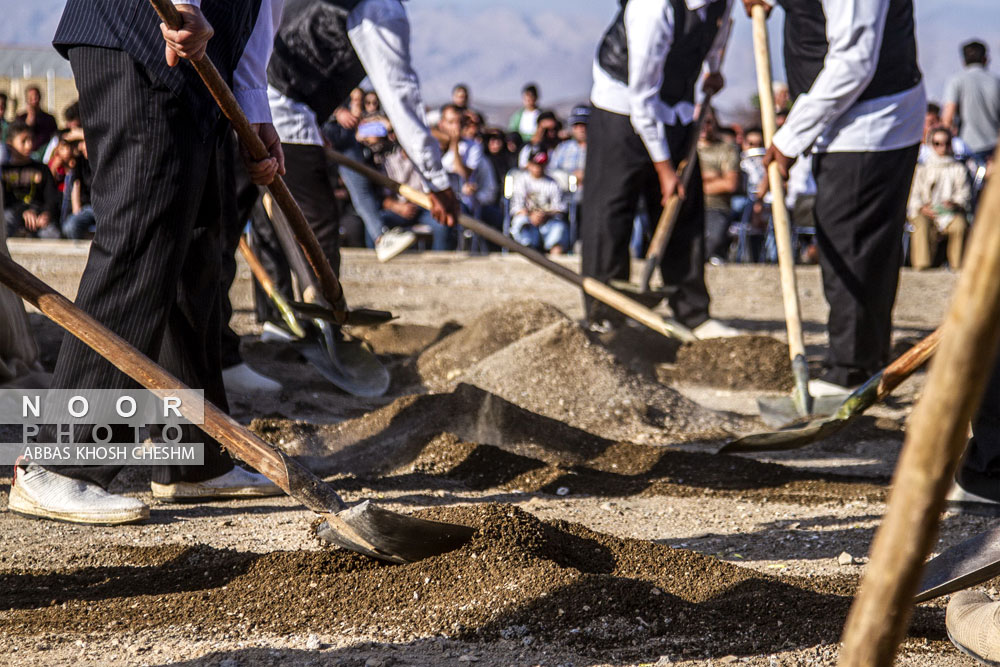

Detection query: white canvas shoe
xmin=222 ymin=362 xmax=282 ymax=395
xmin=692 ymin=319 xmax=741 ymax=340
xmin=946 ymin=590 xmax=1000 ymax=665
xmin=7 ymin=462 xmax=149 ymax=525
xmin=151 ymin=465 xmax=283 ymax=501
xmin=375 ymin=228 xmax=417 ymax=262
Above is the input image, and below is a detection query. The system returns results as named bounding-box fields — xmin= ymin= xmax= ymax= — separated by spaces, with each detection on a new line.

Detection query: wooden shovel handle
xmin=327 ymin=149 xmax=696 ymax=342
xmin=751 ymin=5 xmax=808 ymax=365
xmin=149 ymin=0 xmax=345 ymax=312
xmin=0 ymin=253 xmax=344 ymax=514
xmin=839 ymin=138 xmax=1000 ymax=664
xmin=875 ymin=327 xmax=944 ymax=400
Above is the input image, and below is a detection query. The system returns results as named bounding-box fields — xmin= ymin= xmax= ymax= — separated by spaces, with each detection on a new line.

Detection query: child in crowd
xmin=2 ymin=120 xmax=61 ymax=239
xmin=62 ymin=130 xmax=95 ymax=240
xmin=509 ymin=149 xmax=570 ymax=254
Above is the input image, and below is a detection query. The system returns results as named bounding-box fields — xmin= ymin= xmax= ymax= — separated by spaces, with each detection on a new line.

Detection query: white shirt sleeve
xmin=625 ymin=0 xmax=674 ymax=163
xmin=172 ymin=0 xmax=200 ymax=6
xmin=772 ymin=0 xmax=891 ymax=158
xmin=233 ymin=0 xmax=284 ymax=124
xmin=348 ymin=0 xmax=451 ymax=192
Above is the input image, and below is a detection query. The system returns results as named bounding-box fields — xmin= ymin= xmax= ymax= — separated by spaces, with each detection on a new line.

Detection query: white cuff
xmin=645 ymin=139 xmax=671 ymax=164
xmin=172 ymin=0 xmax=201 ymax=7
xmin=426 ymin=170 xmax=452 ymax=193
xmin=772 ymin=127 xmax=808 ymax=160
xmin=235 ymin=88 xmax=272 ymax=125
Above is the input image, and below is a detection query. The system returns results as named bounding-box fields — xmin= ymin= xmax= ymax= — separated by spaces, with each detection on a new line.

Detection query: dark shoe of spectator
xmin=946 ymin=590 xmax=1000 ymax=665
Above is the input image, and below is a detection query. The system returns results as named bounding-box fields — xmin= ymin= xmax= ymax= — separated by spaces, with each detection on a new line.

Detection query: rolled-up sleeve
xmin=772 ymin=0 xmax=889 ymax=158
xmin=348 ymin=0 xmax=450 ymax=192
xmin=233 ymin=0 xmax=284 ymax=124
xmin=625 ymin=0 xmax=674 ymax=163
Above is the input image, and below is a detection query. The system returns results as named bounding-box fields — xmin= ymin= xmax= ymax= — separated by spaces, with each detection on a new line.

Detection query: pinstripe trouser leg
xmin=43 ymin=46 xmax=234 ymax=488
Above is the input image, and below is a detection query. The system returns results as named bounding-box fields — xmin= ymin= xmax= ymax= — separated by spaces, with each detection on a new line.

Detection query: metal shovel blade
xmin=756 ymin=394 xmax=850 ymax=427
xmin=915 ymin=523 xmax=1000 ymax=603
xmin=290 ymin=301 xmax=396 ymax=328
xmin=317 ymin=500 xmax=476 ymax=564
xmin=296 ymin=321 xmax=390 ymax=398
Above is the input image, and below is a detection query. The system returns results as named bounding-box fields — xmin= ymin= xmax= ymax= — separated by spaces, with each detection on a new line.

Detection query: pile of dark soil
xmin=671 ymin=335 xmax=794 ymax=391
xmin=0 ymin=506 xmax=944 ymax=660
xmin=393 ymin=433 xmax=888 ymax=505
xmin=350 ymin=322 xmax=458 ymax=357
xmin=457 ymin=319 xmax=747 ymax=442
xmin=416 ymin=300 xmax=566 ymax=390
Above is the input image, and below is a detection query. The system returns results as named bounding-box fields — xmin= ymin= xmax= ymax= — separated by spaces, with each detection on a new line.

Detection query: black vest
xmin=267 ymin=0 xmax=369 ymax=122
xmin=778 ymin=0 xmax=921 ymax=101
xmin=54 ymin=0 xmax=261 ymax=138
xmin=597 ymin=0 xmax=726 ymax=106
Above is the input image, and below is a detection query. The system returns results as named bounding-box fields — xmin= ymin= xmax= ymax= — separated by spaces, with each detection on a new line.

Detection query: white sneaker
xmin=8 ymin=462 xmax=149 ymax=525
xmin=261 ymin=321 xmax=296 ymax=343
xmin=807 ymin=378 xmax=858 ymax=399
xmin=946 ymin=590 xmax=1000 ymax=664
xmin=375 ymin=228 xmax=417 ymax=262
xmin=222 ymin=362 xmax=282 ymax=395
xmin=692 ymin=319 xmax=741 ymax=340
xmin=151 ymin=465 xmax=283 ymax=502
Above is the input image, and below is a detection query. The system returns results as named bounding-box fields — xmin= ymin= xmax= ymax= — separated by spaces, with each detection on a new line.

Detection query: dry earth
xmin=0 ymin=241 xmax=985 ymax=667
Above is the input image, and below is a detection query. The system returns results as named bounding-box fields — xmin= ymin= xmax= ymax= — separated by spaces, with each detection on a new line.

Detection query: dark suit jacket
xmin=54 ymin=0 xmax=262 ymax=137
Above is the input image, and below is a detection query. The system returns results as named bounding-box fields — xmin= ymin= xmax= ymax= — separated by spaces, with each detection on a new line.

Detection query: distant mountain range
xmin=3 ymin=0 xmax=998 ymax=124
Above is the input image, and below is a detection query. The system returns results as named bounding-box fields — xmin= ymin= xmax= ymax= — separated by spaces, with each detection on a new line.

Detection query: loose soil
xmin=456 ymin=319 xmax=749 ymax=443
xmin=0 ymin=505 xmax=949 ymax=662
xmin=673 ymin=335 xmax=794 ymax=391
xmin=416 ymin=299 xmax=567 ymax=390
xmin=2 ymin=249 xmax=968 ymax=665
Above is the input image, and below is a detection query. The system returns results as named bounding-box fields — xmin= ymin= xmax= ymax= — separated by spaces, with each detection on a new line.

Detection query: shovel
xmin=720 ymin=326 xmax=942 ymax=453
xmin=0 ymin=253 xmax=474 ymax=563
xmin=914 ymin=522 xmax=1000 ymax=604
xmin=260 ymin=194 xmax=391 ymax=398
xmin=326 ymin=150 xmax=698 ymax=343
xmin=750 ymin=4 xmax=812 ymax=419
xmin=238 ymin=237 xmax=307 ymax=339
xmin=149 ymin=0 xmax=391 ymax=330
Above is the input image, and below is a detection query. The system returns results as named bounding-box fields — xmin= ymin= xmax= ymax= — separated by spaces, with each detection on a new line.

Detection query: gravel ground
xmin=0 ymin=241 xmax=979 ymax=666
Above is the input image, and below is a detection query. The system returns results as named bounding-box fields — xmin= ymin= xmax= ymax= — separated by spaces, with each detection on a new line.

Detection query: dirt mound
xmin=416 ymin=300 xmax=567 ymax=389
xmin=672 ymin=335 xmax=794 ymax=391
xmin=457 ymin=319 xmax=747 ymax=442
xmin=3 ymin=505 xmax=943 ymax=660
xmin=350 ymin=321 xmax=458 ymax=357
xmin=250 ymin=383 xmax=615 ymax=477
xmin=393 ymin=434 xmax=887 ymax=505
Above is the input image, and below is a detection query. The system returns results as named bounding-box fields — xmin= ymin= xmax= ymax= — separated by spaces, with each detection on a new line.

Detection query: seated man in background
xmin=509 ymin=150 xmax=570 ymax=255
xmin=381 ymin=140 xmax=459 ymax=255
xmin=698 ymin=109 xmax=740 ymax=263
xmin=62 ymin=128 xmax=95 ymax=240
xmin=908 ymin=126 xmax=970 ymax=270
xmin=517 ymin=111 xmax=561 ymax=168
xmin=2 ymin=120 xmax=60 ymax=239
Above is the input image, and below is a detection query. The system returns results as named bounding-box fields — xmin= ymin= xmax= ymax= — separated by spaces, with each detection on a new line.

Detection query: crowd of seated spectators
xmin=5 ymin=36 xmax=995 ymax=272
xmin=1 ymin=88 xmax=94 ymax=241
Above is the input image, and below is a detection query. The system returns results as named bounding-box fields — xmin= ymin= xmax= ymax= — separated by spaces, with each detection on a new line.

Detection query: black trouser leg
xmin=581 ymin=107 xmax=658 ymax=324
xmin=219 ymin=133 xmax=258 ymax=370
xmin=958 ymin=354 xmax=1000 ymax=493
xmin=657 ymin=123 xmax=709 ymax=329
xmin=812 ymin=145 xmax=919 ymax=386
xmin=249 ymin=142 xmax=341 ymax=324
xmin=42 ymin=46 xmax=233 ymax=488
xmin=580 ymin=109 xmax=709 ymax=328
